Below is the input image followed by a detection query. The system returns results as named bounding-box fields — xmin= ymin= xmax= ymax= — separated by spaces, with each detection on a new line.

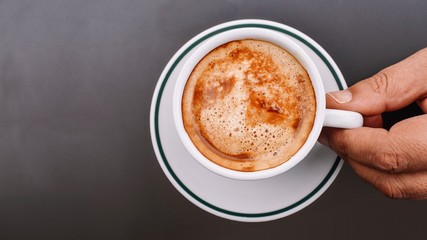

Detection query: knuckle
xmin=367 ymin=71 xmax=390 ymax=95
xmin=374 ymin=177 xmax=406 ymax=199
xmin=371 ymin=140 xmax=408 ymax=173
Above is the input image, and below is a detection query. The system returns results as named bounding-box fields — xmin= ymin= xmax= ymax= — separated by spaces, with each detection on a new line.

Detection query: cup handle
xmin=323 ymin=109 xmax=363 ymax=128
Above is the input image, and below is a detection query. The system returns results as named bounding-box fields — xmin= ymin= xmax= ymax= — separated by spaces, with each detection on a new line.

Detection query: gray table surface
xmin=1 ymin=0 xmax=426 ymax=239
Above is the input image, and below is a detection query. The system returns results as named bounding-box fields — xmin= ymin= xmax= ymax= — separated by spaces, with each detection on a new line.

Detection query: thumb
xmin=326 ymin=48 xmax=427 ymax=116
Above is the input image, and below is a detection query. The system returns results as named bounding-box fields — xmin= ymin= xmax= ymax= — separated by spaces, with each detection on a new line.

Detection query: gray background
xmin=0 ymin=0 xmax=426 ymax=239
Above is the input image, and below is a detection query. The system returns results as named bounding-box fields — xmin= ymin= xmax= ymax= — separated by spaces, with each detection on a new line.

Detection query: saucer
xmin=150 ymin=19 xmax=347 ymax=222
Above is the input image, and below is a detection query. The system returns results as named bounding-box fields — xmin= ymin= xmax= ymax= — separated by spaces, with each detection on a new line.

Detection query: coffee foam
xmin=182 ymin=40 xmax=316 ymax=172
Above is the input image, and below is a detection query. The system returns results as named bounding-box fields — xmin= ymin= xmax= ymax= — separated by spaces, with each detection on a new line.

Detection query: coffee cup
xmin=173 ymin=27 xmax=363 ymax=180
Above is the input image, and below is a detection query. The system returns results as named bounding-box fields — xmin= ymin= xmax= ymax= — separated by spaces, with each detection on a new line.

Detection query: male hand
xmin=319 ymin=48 xmax=427 ymax=199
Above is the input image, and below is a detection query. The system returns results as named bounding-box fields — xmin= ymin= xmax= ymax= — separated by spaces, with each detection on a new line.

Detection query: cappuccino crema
xmin=182 ymin=39 xmax=316 ymax=172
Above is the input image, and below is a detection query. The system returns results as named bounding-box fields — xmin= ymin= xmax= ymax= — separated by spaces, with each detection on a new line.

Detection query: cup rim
xmin=173 ymin=27 xmax=326 ymax=180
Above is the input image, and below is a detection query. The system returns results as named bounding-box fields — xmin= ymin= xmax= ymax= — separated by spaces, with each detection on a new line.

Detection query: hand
xmin=319 ymin=48 xmax=427 ymax=199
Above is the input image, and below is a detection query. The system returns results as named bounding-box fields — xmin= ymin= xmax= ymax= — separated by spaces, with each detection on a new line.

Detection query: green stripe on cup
xmin=154 ymin=23 xmax=343 ymax=218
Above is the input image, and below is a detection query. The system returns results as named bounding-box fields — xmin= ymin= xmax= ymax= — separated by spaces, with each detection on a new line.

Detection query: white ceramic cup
xmin=173 ymin=28 xmax=363 ymax=180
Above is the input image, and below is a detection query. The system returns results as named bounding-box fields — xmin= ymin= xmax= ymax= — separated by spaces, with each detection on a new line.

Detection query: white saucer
xmin=150 ymin=19 xmax=347 ymax=222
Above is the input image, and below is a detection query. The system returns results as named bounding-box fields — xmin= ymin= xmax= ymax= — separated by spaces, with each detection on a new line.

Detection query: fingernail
xmin=317 ymin=133 xmax=329 ymax=147
xmin=328 ymin=89 xmax=352 ymax=104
